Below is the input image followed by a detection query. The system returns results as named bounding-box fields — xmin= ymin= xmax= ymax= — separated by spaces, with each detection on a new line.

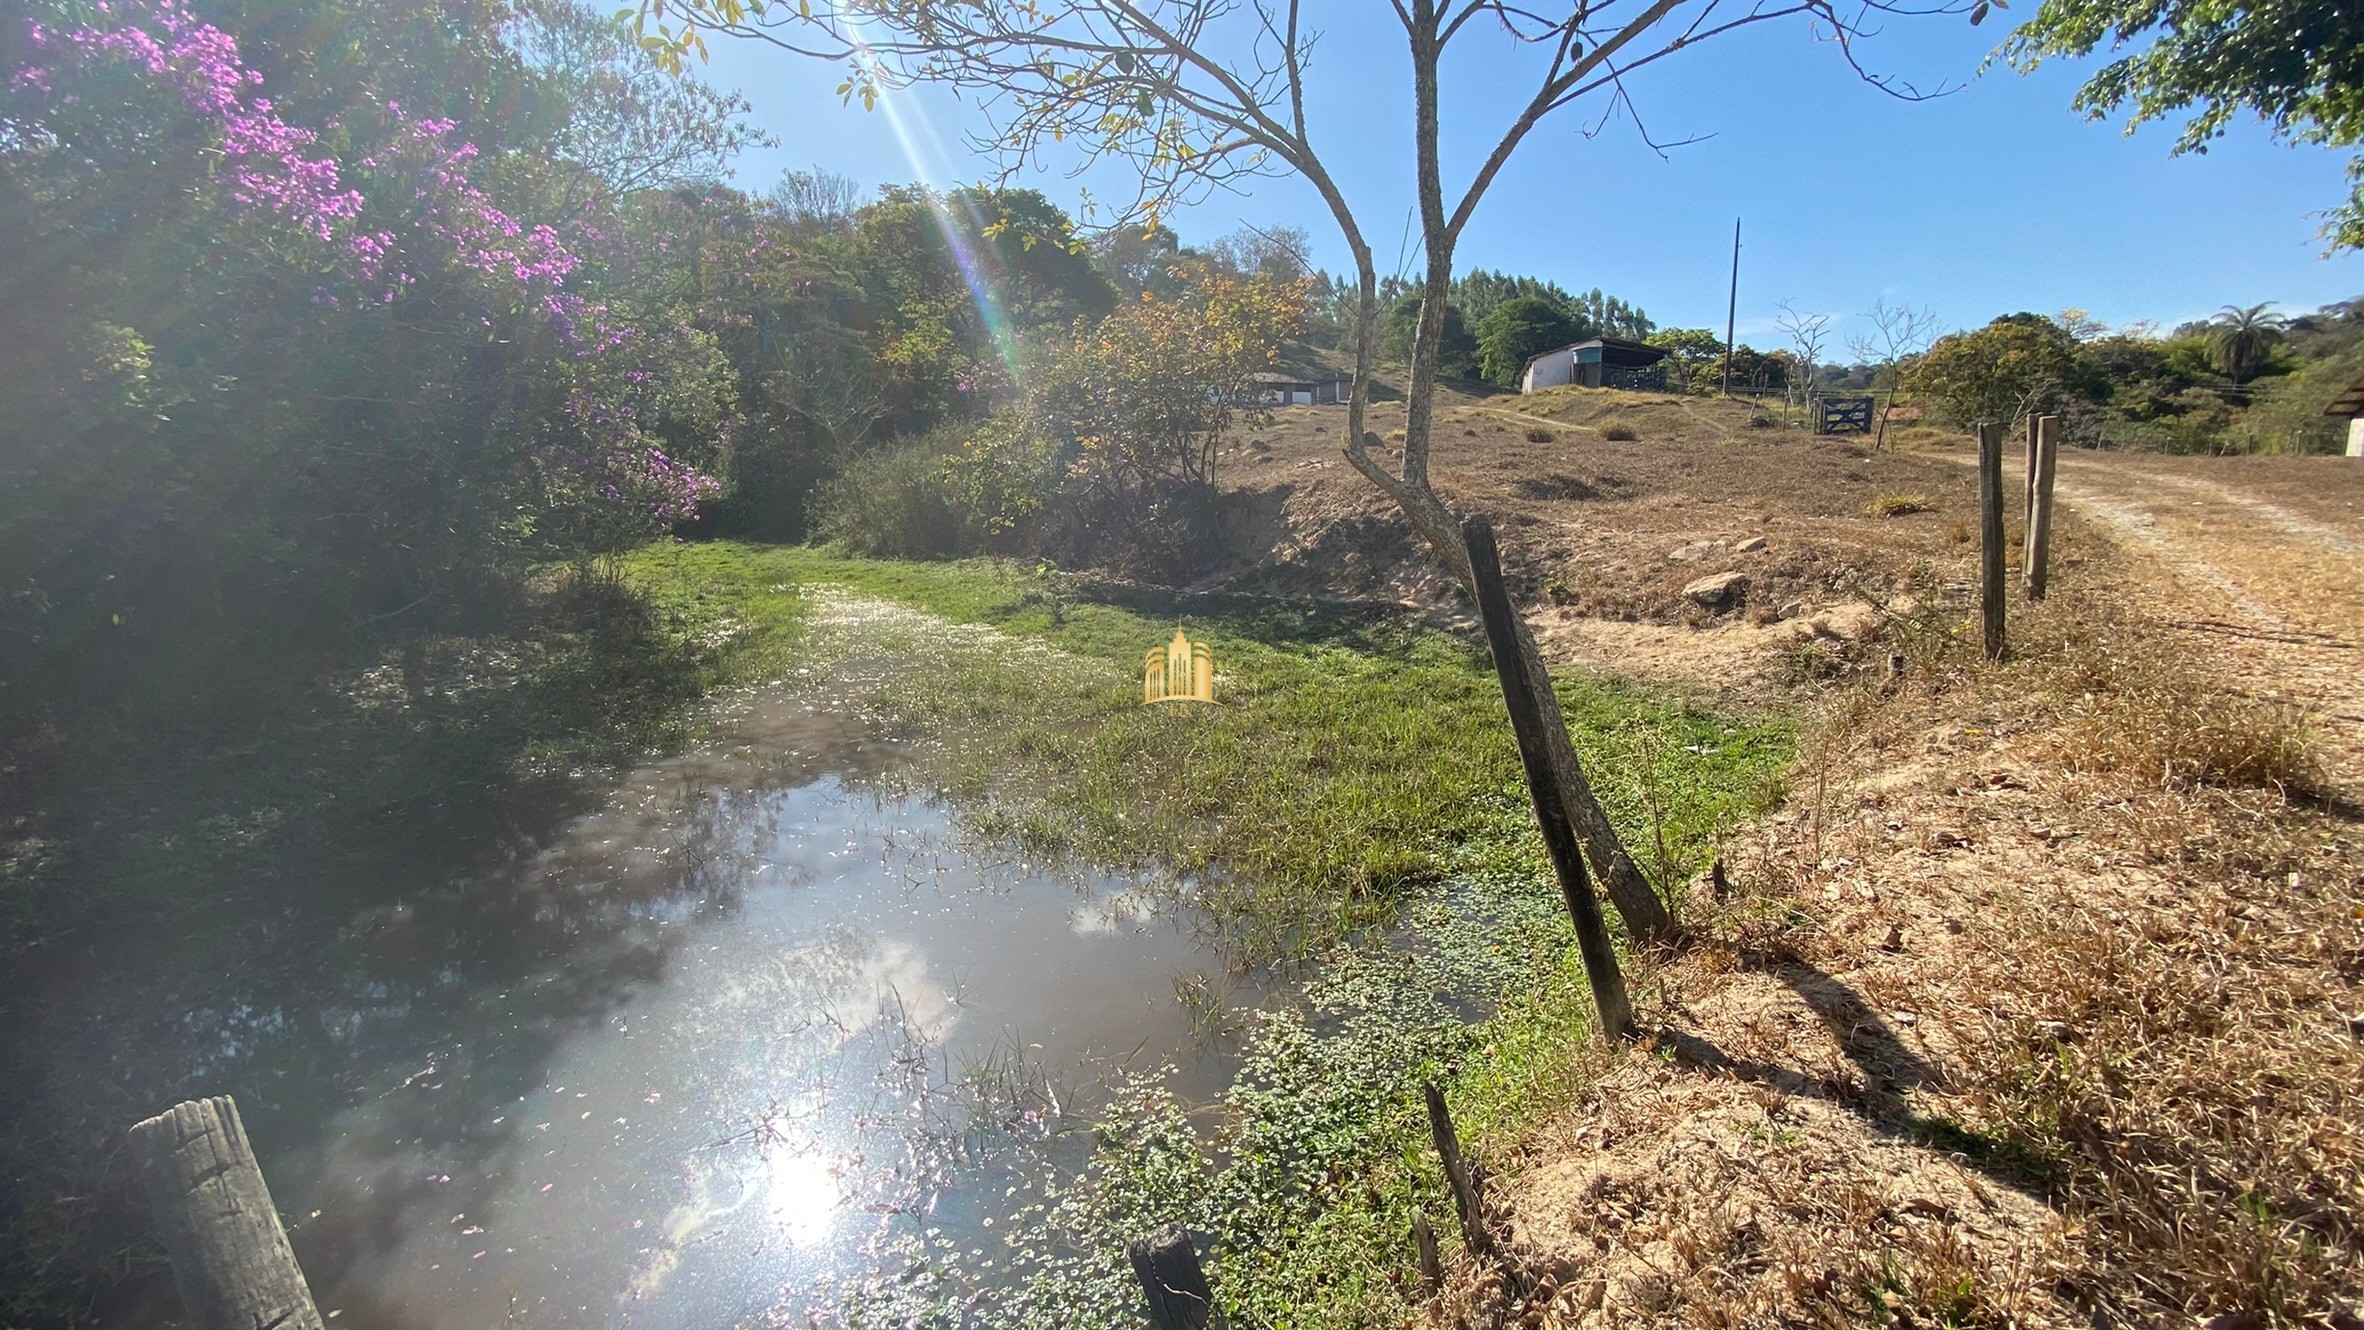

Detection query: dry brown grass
xmin=1891 ymin=425 xmax=1961 ymax=448
xmin=2058 ymin=671 xmax=2318 ymax=791
xmin=1216 ymin=385 xmax=1980 ymax=632
xmin=1946 ymin=806 xmax=2363 ymax=1322
xmin=1423 ymin=539 xmax=2364 ymax=1329
xmin=1865 ymin=491 xmax=1937 ymax=517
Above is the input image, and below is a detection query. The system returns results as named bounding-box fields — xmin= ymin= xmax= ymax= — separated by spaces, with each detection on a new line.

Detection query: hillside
xmin=1213 ymin=382 xmax=1983 ymax=691
xmin=1222 ymin=385 xmax=2364 ymax=1327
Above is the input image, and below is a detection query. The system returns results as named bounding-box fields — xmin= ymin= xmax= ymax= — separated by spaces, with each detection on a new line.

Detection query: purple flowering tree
xmin=9 ymin=0 xmax=724 ymax=547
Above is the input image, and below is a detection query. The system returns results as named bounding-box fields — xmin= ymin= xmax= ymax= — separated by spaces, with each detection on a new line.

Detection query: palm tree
xmin=2209 ymin=303 xmax=2286 ymax=385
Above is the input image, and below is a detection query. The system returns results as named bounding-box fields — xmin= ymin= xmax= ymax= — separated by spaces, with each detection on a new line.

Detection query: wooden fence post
xmin=1461 ymin=518 xmax=1636 ymax=1043
xmin=2023 ymin=413 xmax=2040 ymax=530
xmin=128 ymin=1097 xmax=324 ymax=1330
xmin=2025 ymin=414 xmax=2059 ymax=600
xmin=1423 ymin=1082 xmax=1493 ymax=1259
xmin=1127 ymin=1226 xmax=1226 ymax=1330
xmin=1978 ymin=423 xmax=2006 ymax=660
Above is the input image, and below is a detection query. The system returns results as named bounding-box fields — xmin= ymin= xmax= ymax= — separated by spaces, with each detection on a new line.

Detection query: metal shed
xmin=1520 ymin=337 xmax=1669 ymax=393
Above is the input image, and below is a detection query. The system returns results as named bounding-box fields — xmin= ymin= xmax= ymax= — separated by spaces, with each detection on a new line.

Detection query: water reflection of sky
xmin=221 ymin=696 xmax=1242 ymax=1329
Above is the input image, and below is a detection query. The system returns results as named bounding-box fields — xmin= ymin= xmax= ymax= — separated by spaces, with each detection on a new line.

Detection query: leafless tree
xmin=766 ymin=167 xmax=867 ymax=233
xmin=1845 ymin=297 xmax=1940 ymax=449
xmin=1774 ymin=301 xmax=1832 ymax=419
xmin=1211 ymin=222 xmax=1315 ymax=282
xmin=633 ymin=0 xmax=1969 ymax=941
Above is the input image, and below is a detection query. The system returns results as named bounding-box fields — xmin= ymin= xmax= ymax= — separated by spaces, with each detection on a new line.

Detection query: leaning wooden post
xmin=1422 ymin=1082 xmax=1493 ymax=1259
xmin=2025 ymin=414 xmax=2059 ymax=600
xmin=128 ymin=1097 xmax=324 ymax=1330
xmin=1127 ymin=1225 xmax=1226 ymax=1330
xmin=1462 ymin=519 xmax=1636 ymax=1042
xmin=1978 ymin=422 xmax=2006 ymax=661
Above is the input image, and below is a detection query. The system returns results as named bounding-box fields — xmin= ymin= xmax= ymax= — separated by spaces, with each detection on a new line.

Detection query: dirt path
xmin=2032 ymin=452 xmax=2364 ymax=794
xmin=1466 ymin=451 xmax=2364 ymax=1330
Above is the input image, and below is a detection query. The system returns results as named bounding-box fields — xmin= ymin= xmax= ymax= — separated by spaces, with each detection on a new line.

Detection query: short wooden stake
xmin=1413 ymin=1212 xmax=1443 ymax=1292
xmin=1462 ymin=518 xmax=1635 ymax=1042
xmin=2025 ymin=414 xmax=2059 ymax=600
xmin=1127 ymin=1225 xmax=1226 ymax=1330
xmin=128 ymin=1097 xmax=324 ymax=1330
xmin=1978 ymin=422 xmax=2006 ymax=660
xmin=1423 ymin=1081 xmax=1493 ymax=1258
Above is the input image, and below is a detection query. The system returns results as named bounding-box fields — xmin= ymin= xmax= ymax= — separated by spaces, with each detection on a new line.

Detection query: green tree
xmin=1724 ymin=345 xmax=1789 ymax=393
xmin=1476 ymin=296 xmax=1582 ymax=387
xmin=1092 ymin=223 xmax=1192 ymax=301
xmin=1916 ymin=314 xmax=2104 ymax=426
xmin=2228 ymin=334 xmax=2364 ymax=452
xmin=1380 ymin=294 xmax=1478 ymax=378
xmin=1455 ymin=269 xmax=1577 ymax=327
xmin=1572 ymin=286 xmax=1655 ymax=339
xmin=2006 ymin=0 xmax=2364 ymax=249
xmin=1644 ymin=328 xmax=1727 ymax=393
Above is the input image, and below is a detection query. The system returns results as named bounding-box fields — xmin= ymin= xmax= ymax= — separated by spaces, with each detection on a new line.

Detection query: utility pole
xmin=1720 ymin=217 xmax=1740 ymax=396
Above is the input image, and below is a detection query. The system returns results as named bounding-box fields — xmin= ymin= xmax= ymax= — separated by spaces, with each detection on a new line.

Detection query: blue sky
xmin=695 ymin=5 xmax=2363 ymax=348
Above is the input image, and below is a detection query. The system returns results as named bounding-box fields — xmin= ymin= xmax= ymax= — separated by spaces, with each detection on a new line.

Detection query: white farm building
xmin=1521 ymin=337 xmax=1670 ymax=393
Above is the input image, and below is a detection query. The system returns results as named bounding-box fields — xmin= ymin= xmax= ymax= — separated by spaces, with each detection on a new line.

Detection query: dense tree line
xmin=1910 ymin=300 xmax=2364 ymax=452
xmin=1299 ymin=265 xmax=1656 ymax=386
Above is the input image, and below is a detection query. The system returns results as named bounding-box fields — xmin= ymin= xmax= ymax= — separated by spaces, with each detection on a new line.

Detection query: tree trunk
xmin=1333 ymin=0 xmax=1672 ymax=944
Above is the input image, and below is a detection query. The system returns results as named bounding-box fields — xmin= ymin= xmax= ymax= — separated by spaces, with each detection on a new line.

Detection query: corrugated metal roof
xmin=1521 ymin=337 xmax=1668 ymax=369
xmin=2328 ymin=374 xmax=2364 ymax=418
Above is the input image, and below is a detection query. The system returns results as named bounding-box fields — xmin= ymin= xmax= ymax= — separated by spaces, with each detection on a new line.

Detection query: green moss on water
xmin=616 ymin=541 xmax=1794 ymax=1327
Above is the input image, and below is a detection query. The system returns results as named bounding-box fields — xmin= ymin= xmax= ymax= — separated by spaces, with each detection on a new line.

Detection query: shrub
xmin=813 ymin=436 xmax=971 ymax=559
xmin=1865 ymin=492 xmax=1935 ymax=517
xmin=1525 ymin=427 xmax=1556 ymax=443
xmin=940 ymin=409 xmax=1068 ymax=550
xmin=1602 ymin=422 xmax=1639 ymax=441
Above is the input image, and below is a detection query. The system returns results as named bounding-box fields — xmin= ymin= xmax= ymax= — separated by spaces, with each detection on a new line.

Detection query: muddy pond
xmin=109 ymin=687 xmax=1267 ymax=1328
xmin=33 ymin=594 xmax=1775 ymax=1329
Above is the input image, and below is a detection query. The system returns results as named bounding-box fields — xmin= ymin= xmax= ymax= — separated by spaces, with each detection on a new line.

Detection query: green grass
xmin=612 ymin=541 xmax=1794 ymax=1327
xmin=622 ymin=541 xmax=1791 ymax=964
